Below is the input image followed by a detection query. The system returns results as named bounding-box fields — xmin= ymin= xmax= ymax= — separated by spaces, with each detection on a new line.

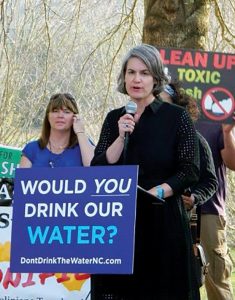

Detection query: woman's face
xmin=187 ymin=100 xmax=200 ymax=122
xmin=124 ymin=57 xmax=155 ymax=103
xmin=48 ymin=106 xmax=74 ymax=132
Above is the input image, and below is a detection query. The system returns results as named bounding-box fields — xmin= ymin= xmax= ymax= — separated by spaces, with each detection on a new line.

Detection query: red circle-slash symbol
xmin=201 ymin=87 xmax=235 ymax=121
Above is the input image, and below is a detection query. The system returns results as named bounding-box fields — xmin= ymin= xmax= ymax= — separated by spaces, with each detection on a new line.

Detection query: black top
xmin=91 ymin=98 xmax=201 ymax=300
xmin=92 ymin=98 xmax=199 ymax=193
xmin=192 ymin=132 xmax=218 ymax=206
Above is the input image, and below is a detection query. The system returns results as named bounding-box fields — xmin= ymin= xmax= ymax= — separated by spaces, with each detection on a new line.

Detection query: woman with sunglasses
xmin=20 ymin=93 xmax=94 ymax=168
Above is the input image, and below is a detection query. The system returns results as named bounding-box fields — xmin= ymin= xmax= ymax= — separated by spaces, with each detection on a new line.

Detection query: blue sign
xmin=10 ymin=166 xmax=138 ymax=274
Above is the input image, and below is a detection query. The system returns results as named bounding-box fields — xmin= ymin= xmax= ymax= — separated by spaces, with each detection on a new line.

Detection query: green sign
xmin=0 ymin=144 xmax=21 ymax=178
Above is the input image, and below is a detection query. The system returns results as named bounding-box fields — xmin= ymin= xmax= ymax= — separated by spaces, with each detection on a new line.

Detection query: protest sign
xmin=0 ymin=207 xmax=91 ymax=300
xmin=159 ymin=47 xmax=235 ymax=123
xmin=0 ymin=144 xmax=21 ymax=206
xmin=0 ymin=144 xmax=91 ymax=299
xmin=0 ymin=144 xmax=21 ymax=179
xmin=10 ymin=165 xmax=138 ymax=274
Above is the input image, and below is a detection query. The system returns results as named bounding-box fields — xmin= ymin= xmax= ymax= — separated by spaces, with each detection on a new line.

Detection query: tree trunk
xmin=143 ymin=0 xmax=210 ymax=50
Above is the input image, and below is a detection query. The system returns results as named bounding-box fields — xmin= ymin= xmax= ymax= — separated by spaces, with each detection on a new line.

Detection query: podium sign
xmin=10 ymin=166 xmax=138 ymax=274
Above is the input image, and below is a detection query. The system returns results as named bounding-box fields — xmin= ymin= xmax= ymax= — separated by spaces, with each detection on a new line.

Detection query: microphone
xmin=123 ymin=100 xmax=137 ymax=164
xmin=125 ymin=100 xmax=137 ymax=116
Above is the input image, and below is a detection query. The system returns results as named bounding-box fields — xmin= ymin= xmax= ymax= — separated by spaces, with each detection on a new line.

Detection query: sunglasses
xmin=50 ymin=93 xmax=76 ymax=103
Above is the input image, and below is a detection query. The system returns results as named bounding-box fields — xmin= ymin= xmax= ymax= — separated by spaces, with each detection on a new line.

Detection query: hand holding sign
xmin=222 ymin=113 xmax=235 ymax=133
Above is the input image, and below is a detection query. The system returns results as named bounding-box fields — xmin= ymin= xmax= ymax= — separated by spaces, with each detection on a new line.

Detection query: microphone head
xmin=125 ymin=100 xmax=137 ymax=115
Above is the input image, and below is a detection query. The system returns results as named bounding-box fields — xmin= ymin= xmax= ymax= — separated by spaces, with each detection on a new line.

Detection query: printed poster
xmin=0 ymin=144 xmax=91 ymax=300
xmin=10 ymin=166 xmax=138 ymax=274
xmin=159 ymin=47 xmax=235 ymax=123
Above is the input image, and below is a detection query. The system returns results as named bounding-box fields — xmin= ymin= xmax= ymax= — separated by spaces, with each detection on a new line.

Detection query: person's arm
xmin=105 ymin=136 xmax=125 ymax=164
xmin=73 ymin=115 xmax=95 ymax=166
xmin=19 ymin=142 xmax=36 ymax=168
xmin=91 ymin=110 xmax=135 ymax=166
xmin=19 ymin=155 xmax=32 ymax=168
xmin=164 ymin=110 xmax=200 ymax=195
xmin=182 ymin=133 xmax=218 ymax=210
xmin=91 ymin=114 xmax=115 ymax=166
xmin=76 ymin=132 xmax=95 ymax=166
xmin=106 ymin=113 xmax=135 ymax=164
xmin=149 ymin=110 xmax=200 ymax=199
xmin=148 ymin=183 xmax=173 ymax=199
xmin=221 ymin=120 xmax=235 ymax=170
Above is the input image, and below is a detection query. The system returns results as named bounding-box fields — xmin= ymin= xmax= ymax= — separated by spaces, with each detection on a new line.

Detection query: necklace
xmin=48 ymin=140 xmax=68 ymax=168
xmin=48 ymin=140 xmax=68 ymax=152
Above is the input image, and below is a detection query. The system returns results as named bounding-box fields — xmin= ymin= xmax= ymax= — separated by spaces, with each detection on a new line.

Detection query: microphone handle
xmin=123 ymin=132 xmax=129 ymax=164
xmin=123 ymin=110 xmax=136 ymax=164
